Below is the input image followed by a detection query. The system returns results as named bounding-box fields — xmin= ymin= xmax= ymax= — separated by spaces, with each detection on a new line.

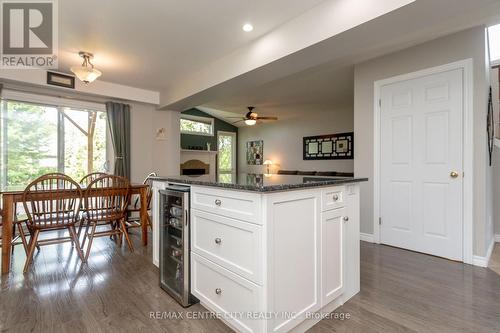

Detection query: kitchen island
xmin=151 ymin=174 xmax=367 ymax=333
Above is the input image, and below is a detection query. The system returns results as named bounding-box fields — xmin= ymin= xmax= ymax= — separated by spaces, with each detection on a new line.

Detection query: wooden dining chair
xmin=81 ymin=175 xmax=132 ymax=261
xmin=0 ymin=208 xmax=28 ymax=254
xmin=11 ymin=204 xmax=38 ymax=255
xmin=79 ymin=172 xmax=108 ymax=186
xmin=125 ymin=172 xmax=157 ymax=231
xmin=22 ymin=174 xmax=85 ymax=273
xmin=77 ymin=172 xmax=107 ymax=235
xmin=5 ymin=173 xmax=68 ymax=256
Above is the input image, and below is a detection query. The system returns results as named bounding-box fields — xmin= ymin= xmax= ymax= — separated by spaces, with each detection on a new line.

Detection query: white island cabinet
xmin=152 ymin=177 xmax=363 ymax=333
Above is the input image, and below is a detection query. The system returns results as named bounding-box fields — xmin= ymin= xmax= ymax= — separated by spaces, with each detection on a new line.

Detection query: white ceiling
xmin=199 ymin=65 xmax=354 ymax=126
xmin=58 ymin=0 xmax=326 ymax=91
xmin=55 ymin=0 xmax=500 ymax=122
xmin=189 ymin=0 xmax=500 ymax=125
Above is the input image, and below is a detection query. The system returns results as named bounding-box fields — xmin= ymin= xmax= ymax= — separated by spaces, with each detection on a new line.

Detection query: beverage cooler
xmin=159 ymin=185 xmax=197 ymax=307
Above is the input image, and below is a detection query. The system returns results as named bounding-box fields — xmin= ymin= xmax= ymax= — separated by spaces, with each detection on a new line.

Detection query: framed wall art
xmin=246 ymin=140 xmax=263 ymax=165
xmin=303 ymin=132 xmax=353 ymax=160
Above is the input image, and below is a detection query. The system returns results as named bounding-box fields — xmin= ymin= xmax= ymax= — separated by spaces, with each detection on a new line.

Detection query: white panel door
xmin=380 ymin=68 xmax=463 ymax=261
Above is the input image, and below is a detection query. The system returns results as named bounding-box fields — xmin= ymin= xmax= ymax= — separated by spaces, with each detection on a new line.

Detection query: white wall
xmin=354 ymin=26 xmax=491 ymax=256
xmin=127 ymin=102 xmax=180 ymax=183
xmin=238 ymin=108 xmax=353 ymax=174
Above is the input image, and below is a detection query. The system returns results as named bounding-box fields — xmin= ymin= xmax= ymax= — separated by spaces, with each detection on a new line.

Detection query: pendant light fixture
xmin=70 ymin=51 xmax=102 ymax=84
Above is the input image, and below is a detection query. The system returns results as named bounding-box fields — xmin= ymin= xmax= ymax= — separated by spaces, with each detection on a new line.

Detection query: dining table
xmin=1 ymin=183 xmax=149 ymax=274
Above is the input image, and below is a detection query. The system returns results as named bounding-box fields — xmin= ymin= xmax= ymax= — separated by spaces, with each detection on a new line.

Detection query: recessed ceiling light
xmin=242 ymin=23 xmax=254 ymax=32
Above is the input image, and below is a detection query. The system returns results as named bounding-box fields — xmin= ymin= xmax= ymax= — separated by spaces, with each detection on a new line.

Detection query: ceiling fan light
xmin=245 ymin=119 xmax=257 ymax=126
xmin=70 ymin=65 xmax=102 ymax=84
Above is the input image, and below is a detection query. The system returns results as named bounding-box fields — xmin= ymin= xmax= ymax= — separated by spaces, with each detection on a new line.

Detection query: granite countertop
xmin=151 ymin=174 xmax=368 ymax=193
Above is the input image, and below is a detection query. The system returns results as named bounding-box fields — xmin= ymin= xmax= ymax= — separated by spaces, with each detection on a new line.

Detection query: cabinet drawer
xmin=191 ymin=253 xmax=264 ymax=333
xmin=191 ymin=209 xmax=263 ymax=284
xmin=321 ymin=186 xmax=346 ymax=211
xmin=191 ymin=186 xmax=261 ymax=224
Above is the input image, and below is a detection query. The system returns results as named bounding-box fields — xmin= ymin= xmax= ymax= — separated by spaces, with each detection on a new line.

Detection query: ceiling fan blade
xmin=226 ymin=116 xmax=245 ymax=119
xmin=256 ymin=116 xmax=278 ymax=120
xmin=232 ymin=120 xmax=245 ymax=124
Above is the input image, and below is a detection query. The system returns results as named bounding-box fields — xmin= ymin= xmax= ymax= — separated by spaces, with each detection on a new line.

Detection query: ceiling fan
xmin=229 ymin=107 xmax=278 ymax=126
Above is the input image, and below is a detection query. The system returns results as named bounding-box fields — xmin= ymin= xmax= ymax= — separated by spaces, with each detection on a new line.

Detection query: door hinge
xmin=379 ymin=99 xmax=382 ymax=108
xmin=379 ymin=217 xmax=382 ymax=225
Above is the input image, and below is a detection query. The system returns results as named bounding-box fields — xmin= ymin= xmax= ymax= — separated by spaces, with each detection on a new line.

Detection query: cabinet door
xmin=266 ymin=190 xmax=321 ymax=333
xmin=321 ymin=207 xmax=345 ymax=306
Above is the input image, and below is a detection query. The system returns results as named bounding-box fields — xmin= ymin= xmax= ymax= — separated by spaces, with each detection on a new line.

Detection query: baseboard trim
xmin=472 ymin=238 xmax=495 ymax=267
xmin=360 ymin=232 xmax=497 ymax=267
xmin=360 ymin=232 xmax=375 ymax=243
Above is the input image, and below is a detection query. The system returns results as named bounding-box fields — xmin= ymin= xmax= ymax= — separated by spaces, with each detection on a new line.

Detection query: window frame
xmin=0 ymin=90 xmax=108 ymax=187
xmin=488 ymin=24 xmax=500 ymax=64
xmin=217 ymin=130 xmax=237 ymax=174
xmin=180 ymin=114 xmax=214 ymax=136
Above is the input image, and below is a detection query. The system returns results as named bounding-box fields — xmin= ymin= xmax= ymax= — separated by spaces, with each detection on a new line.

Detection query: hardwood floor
xmin=1 ymin=233 xmax=499 ymax=332
xmin=311 ymin=242 xmax=500 ymax=333
xmin=489 ymin=243 xmax=500 ymax=276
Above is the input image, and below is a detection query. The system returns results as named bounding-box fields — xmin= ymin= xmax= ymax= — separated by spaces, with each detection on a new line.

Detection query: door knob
xmin=450 ymin=171 xmax=459 ymax=179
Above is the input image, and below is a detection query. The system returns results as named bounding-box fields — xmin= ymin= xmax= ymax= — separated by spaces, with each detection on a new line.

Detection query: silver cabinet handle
xmin=343 ymin=216 xmax=349 ymax=222
xmin=215 ymin=288 xmax=222 ymax=295
xmin=215 ymin=199 xmax=222 ymax=206
xmin=215 ymin=238 xmax=222 ymax=245
xmin=332 ymin=194 xmax=339 ymax=201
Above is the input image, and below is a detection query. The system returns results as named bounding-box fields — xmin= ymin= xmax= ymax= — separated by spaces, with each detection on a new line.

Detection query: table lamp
xmin=263 ymin=160 xmax=273 ymax=174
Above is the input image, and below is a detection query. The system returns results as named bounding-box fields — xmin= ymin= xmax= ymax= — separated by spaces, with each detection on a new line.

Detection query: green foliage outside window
xmin=0 ymin=100 xmax=107 ymax=189
xmin=2 ymin=101 xmax=58 ymax=188
xmin=180 ymin=117 xmax=212 ymax=134
xmin=218 ymin=134 xmax=232 ymax=172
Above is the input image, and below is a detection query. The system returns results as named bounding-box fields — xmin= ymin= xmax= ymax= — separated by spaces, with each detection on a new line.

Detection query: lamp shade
xmin=244 ymin=119 xmax=257 ymax=126
xmin=263 ymin=160 xmax=273 ymax=165
xmin=70 ymin=65 xmax=102 ymax=84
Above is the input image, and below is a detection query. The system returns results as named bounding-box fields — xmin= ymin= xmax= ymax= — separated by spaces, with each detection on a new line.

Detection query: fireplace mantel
xmin=180 ymin=149 xmax=217 ymax=181
xmin=180 ymin=149 xmax=217 ymax=154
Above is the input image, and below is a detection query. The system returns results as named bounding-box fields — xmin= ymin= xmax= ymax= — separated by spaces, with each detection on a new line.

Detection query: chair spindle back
xmin=84 ymin=175 xmax=130 ymax=223
xmin=22 ymin=174 xmax=82 ymax=229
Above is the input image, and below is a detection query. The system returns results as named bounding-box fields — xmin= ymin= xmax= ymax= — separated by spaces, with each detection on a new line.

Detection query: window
xmin=217 ymin=131 xmax=236 ymax=183
xmin=180 ymin=115 xmax=214 ymax=136
xmin=0 ymin=94 xmax=107 ymax=189
xmin=489 ymin=24 xmax=500 ymax=63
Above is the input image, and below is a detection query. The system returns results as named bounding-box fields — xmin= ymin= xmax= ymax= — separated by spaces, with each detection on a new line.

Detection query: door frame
xmin=217 ymin=130 xmax=237 ymax=174
xmin=373 ymin=59 xmax=473 ymax=264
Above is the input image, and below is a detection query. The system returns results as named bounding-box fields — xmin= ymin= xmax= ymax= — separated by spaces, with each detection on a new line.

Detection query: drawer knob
xmin=215 ymin=238 xmax=222 ymax=245
xmin=343 ymin=216 xmax=349 ymax=222
xmin=332 ymin=194 xmax=339 ymax=201
xmin=215 ymin=199 xmax=222 ymax=206
xmin=215 ymin=288 xmax=222 ymax=295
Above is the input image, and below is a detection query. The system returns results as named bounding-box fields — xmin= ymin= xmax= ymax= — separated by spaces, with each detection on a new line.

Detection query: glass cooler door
xmin=159 ymin=186 xmax=190 ymax=306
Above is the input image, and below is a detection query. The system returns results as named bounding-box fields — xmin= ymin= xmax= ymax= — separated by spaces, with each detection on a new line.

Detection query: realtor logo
xmin=1 ymin=0 xmax=58 ymax=68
